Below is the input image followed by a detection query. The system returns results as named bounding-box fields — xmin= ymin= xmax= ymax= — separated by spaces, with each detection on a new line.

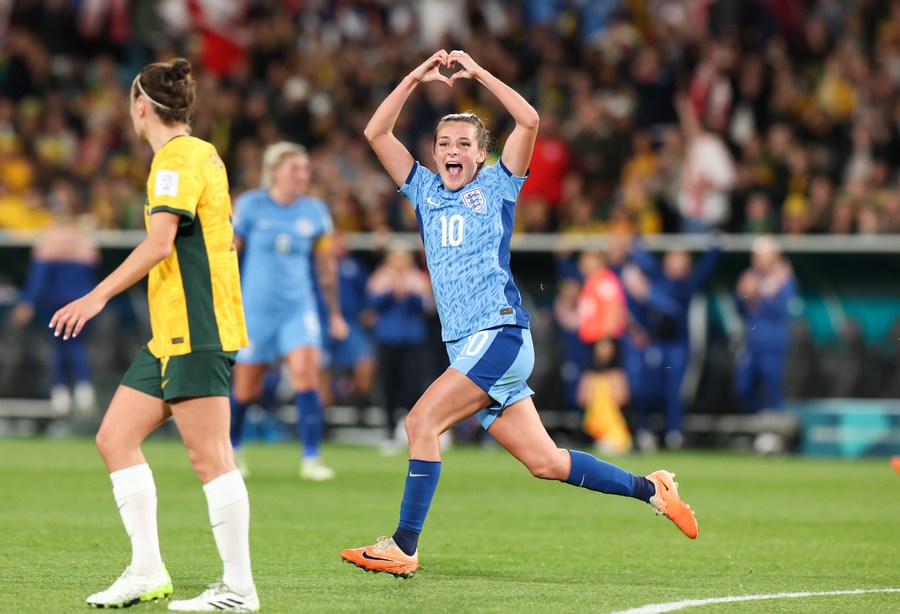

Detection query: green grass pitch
xmin=1 ymin=438 xmax=898 ymax=613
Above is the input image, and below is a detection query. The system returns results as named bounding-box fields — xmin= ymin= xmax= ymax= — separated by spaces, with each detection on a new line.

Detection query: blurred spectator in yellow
xmin=620 ymin=179 xmax=662 ymax=235
xmin=0 ymin=135 xmax=52 ymax=230
xmin=558 ymin=195 xmax=606 ymax=235
xmin=781 ymin=193 xmax=812 ymax=235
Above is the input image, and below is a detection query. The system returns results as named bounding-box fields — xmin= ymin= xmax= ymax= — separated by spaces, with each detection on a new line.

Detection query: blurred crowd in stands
xmin=3 ymin=0 xmax=900 ymax=235
xmin=4 ymin=1 xmax=900 ymax=451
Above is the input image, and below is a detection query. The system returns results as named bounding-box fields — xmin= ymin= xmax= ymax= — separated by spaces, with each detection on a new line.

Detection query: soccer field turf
xmin=1 ymin=438 xmax=898 ymax=613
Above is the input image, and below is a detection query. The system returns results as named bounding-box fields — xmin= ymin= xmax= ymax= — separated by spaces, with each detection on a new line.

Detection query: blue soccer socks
xmin=565 ymin=449 xmax=654 ymax=502
xmin=230 ymin=397 xmax=250 ymax=448
xmin=393 ymin=459 xmax=442 ymax=555
xmin=296 ymin=391 xmax=324 ymax=459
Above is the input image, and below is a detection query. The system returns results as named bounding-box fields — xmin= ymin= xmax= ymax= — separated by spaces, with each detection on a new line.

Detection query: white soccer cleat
xmin=636 ymin=429 xmax=657 ymax=453
xmin=378 ymin=438 xmax=403 ymax=457
xmin=74 ymin=381 xmax=97 ymax=417
xmin=168 ymin=581 xmax=258 ymax=612
xmin=86 ymin=565 xmax=173 ymax=608
xmin=300 ymin=457 xmax=335 ymax=481
xmin=49 ymin=384 xmax=72 ymax=416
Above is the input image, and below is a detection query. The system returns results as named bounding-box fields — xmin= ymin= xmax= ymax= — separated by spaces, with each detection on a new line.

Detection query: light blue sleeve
xmin=232 ymin=191 xmax=256 ymax=239
xmin=487 ymin=159 xmax=528 ymax=202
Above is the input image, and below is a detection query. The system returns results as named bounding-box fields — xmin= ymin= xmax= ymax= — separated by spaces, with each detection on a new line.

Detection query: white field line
xmin=611 ymin=588 xmax=900 ymax=614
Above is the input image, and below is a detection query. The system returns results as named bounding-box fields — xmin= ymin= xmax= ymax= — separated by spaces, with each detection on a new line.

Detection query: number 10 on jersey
xmin=440 ymin=214 xmax=464 ymax=247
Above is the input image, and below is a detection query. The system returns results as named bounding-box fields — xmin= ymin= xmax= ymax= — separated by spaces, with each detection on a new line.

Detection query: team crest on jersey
xmin=296 ymin=219 xmax=315 ymax=237
xmin=461 ymin=187 xmax=487 ymax=213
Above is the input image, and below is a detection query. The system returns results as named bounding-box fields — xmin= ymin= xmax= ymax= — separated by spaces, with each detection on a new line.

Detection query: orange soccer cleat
xmin=647 ymin=470 xmax=699 ymax=539
xmin=341 ymin=536 xmax=419 ymax=578
xmin=891 ymin=456 xmax=900 ymax=476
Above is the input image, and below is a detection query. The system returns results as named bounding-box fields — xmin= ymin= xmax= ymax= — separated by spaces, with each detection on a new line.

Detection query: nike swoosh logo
xmin=361 ymin=551 xmax=394 ymax=562
xmin=426 ymin=197 xmax=441 ymax=206
xmin=211 ymin=521 xmax=226 ymax=529
xmin=408 ymin=472 xmax=429 ymax=478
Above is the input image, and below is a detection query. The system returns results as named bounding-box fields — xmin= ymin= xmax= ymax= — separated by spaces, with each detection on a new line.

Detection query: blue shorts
xmin=447 ymin=326 xmax=535 ymax=430
xmin=322 ymin=324 xmax=373 ymax=369
xmin=237 ymin=308 xmax=321 ymax=364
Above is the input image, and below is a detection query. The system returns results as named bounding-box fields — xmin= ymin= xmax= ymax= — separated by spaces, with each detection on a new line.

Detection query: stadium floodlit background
xmin=1 ymin=2 xmax=900 ymax=613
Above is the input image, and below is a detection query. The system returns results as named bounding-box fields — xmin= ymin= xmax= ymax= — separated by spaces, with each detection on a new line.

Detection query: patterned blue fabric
xmin=399 ymin=161 xmax=530 ymax=342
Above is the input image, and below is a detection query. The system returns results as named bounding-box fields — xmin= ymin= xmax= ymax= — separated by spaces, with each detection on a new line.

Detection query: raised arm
xmin=364 ymin=50 xmax=452 ymax=187
xmin=685 ymin=242 xmax=721 ymax=293
xmin=629 ymin=237 xmax=663 ymax=280
xmin=447 ymin=50 xmax=539 ymax=176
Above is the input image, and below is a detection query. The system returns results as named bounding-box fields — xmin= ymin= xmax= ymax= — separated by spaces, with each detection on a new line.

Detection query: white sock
xmin=110 ymin=463 xmax=163 ymax=575
xmin=203 ymin=470 xmax=254 ymax=596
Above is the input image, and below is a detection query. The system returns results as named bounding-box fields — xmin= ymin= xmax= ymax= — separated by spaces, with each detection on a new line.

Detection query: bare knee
xmin=95 ymin=429 xmax=114 ymax=461
xmin=184 ymin=440 xmax=234 ymax=483
xmin=525 ymin=448 xmax=570 ymax=481
xmin=96 ymin=427 xmax=129 ymax=464
xmin=404 ymin=409 xmax=439 ymax=444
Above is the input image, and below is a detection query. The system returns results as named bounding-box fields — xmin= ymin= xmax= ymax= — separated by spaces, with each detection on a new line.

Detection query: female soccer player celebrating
xmin=51 ymin=59 xmax=258 ymax=611
xmin=341 ymin=50 xmax=699 ymax=579
xmin=229 ymin=142 xmax=348 ymax=480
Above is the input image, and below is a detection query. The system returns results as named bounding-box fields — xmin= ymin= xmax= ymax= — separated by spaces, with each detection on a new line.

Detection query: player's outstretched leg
xmin=564 ymin=450 xmax=698 ymax=538
xmin=646 ymin=470 xmax=699 ymax=539
xmin=87 ymin=566 xmax=173 ymax=608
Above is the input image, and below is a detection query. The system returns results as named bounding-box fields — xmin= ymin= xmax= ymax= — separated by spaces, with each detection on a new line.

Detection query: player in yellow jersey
xmin=50 ymin=59 xmax=258 ymax=612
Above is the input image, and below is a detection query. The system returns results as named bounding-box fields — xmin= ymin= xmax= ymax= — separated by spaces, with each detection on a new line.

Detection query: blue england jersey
xmin=233 ymin=188 xmax=332 ymax=314
xmin=400 ymin=160 xmax=530 ymax=342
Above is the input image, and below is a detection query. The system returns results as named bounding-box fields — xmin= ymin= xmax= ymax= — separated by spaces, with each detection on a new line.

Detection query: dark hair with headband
xmin=132 ymin=58 xmax=196 ymax=126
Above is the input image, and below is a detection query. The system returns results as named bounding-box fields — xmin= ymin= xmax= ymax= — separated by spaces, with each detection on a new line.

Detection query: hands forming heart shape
xmin=414 ymin=49 xmax=480 ymax=87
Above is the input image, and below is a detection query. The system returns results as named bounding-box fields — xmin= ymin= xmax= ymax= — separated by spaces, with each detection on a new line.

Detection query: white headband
xmin=134 ymin=77 xmax=178 ymax=112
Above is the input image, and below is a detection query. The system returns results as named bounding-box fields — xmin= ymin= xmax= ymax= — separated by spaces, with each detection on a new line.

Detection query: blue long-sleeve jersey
xmin=21 ymin=260 xmax=97 ymax=309
xmin=735 ymin=275 xmax=797 ymax=352
xmin=630 ymin=241 xmax=720 ymax=342
xmin=367 ymin=291 xmax=427 ymax=345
